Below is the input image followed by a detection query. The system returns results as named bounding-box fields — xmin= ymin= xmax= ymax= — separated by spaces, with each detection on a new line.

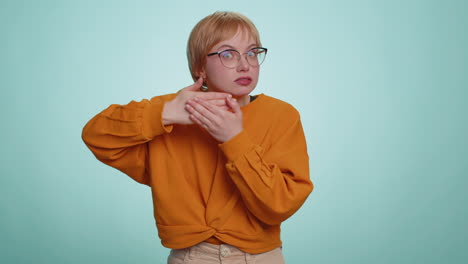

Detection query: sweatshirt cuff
xmin=218 ymin=130 xmax=255 ymax=162
xmin=142 ymin=98 xmax=173 ymax=139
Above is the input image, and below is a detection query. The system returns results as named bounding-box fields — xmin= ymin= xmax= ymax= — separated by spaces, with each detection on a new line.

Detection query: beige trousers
xmin=167 ymin=242 xmax=285 ymax=264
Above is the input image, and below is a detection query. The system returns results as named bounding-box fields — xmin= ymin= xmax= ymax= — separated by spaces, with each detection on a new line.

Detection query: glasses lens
xmin=247 ymin=48 xmax=267 ymax=67
xmin=219 ymin=50 xmax=239 ymax=68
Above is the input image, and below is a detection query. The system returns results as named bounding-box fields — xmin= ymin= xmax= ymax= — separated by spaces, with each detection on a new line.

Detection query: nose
xmin=236 ymin=54 xmax=250 ymax=71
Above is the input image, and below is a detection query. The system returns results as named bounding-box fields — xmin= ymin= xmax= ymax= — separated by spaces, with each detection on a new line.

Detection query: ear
xmin=196 ymin=69 xmax=208 ymax=88
xmin=196 ymin=69 xmax=207 ymax=80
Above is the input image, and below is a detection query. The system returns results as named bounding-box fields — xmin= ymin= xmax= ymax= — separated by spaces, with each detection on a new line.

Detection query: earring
xmin=200 ymin=76 xmax=208 ymax=92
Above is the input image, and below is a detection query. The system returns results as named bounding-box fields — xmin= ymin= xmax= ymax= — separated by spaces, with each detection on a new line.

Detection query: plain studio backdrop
xmin=1 ymin=0 xmax=466 ymax=263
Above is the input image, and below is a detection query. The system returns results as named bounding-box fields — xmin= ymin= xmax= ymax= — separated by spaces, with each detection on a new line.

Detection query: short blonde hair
xmin=187 ymin=11 xmax=262 ymax=81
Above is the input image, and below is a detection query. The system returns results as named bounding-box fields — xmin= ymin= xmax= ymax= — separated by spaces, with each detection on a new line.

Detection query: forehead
xmin=212 ymin=28 xmax=257 ymax=51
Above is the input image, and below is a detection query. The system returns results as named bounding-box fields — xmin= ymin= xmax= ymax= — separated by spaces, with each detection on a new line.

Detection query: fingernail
xmin=227 ymin=94 xmax=232 ymax=98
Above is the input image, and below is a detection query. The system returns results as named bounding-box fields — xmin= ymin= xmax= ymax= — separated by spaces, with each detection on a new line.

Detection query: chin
xmin=209 ymin=82 xmax=256 ymax=96
xmin=231 ymin=85 xmax=256 ymax=96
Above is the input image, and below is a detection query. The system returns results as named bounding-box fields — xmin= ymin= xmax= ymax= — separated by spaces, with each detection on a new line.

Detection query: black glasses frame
xmin=207 ymin=47 xmax=268 ymax=68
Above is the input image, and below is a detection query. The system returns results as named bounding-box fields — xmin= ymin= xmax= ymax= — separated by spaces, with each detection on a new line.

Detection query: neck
xmin=234 ymin=94 xmax=250 ymax=107
xmin=205 ymin=86 xmax=251 ymax=107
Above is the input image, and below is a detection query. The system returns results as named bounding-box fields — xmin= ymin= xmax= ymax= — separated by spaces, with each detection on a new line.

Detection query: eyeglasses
xmin=207 ymin=47 xmax=268 ymax=69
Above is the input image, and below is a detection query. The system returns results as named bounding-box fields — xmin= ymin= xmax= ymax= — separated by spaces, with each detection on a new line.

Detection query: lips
xmin=234 ymin=76 xmax=252 ymax=86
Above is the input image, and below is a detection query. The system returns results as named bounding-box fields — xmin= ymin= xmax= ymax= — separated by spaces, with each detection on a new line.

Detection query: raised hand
xmin=185 ymin=95 xmax=243 ymax=143
xmin=162 ymin=77 xmax=232 ymax=125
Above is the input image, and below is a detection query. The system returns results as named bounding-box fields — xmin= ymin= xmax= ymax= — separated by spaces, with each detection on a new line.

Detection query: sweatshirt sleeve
xmin=81 ymin=93 xmax=176 ymax=186
xmin=218 ymin=108 xmax=313 ymax=226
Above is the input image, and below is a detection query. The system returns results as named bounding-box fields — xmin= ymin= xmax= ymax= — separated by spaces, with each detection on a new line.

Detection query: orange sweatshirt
xmin=82 ymin=93 xmax=313 ymax=254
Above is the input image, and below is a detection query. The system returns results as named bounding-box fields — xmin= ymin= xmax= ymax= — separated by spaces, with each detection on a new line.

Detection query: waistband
xmin=192 ymin=242 xmax=246 ymax=257
xmin=171 ymin=242 xmax=254 ymax=262
xmin=169 ymin=242 xmax=284 ymax=263
xmin=186 ymin=242 xmax=254 ymax=263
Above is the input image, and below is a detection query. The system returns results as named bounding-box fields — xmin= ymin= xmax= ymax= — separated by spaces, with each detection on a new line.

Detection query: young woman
xmin=82 ymin=11 xmax=313 ymax=264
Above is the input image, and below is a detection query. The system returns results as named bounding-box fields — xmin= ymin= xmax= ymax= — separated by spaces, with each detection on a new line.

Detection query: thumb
xmin=184 ymin=77 xmax=203 ymax=91
xmin=227 ymin=97 xmax=241 ymax=114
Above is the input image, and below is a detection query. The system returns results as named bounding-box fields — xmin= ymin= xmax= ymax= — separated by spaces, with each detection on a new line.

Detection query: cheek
xmin=253 ymin=68 xmax=260 ymax=78
xmin=251 ymin=68 xmax=260 ymax=82
xmin=207 ymin=66 xmax=232 ymax=84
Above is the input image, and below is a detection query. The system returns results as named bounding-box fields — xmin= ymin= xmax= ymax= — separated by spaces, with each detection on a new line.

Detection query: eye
xmin=247 ymin=49 xmax=257 ymax=57
xmin=220 ymin=51 xmax=234 ymax=59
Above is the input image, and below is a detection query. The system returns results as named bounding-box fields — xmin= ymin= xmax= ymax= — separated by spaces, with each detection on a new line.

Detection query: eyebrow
xmin=215 ymin=43 xmax=258 ymax=51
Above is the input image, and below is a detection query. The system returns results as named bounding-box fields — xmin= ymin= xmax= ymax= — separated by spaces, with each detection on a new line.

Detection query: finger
xmin=206 ymin=98 xmax=229 ymax=107
xmin=186 ymin=99 xmax=220 ymax=125
xmin=189 ymin=112 xmax=208 ymax=129
xmin=183 ymin=77 xmax=203 ymax=91
xmin=190 ymin=100 xmax=229 ymax=110
xmin=196 ymin=92 xmax=232 ymax=101
xmin=226 ymin=97 xmax=241 ymax=113
xmin=186 ymin=103 xmax=214 ymax=127
xmin=193 ymin=98 xmax=225 ymax=117
xmin=206 ymin=104 xmax=230 ymax=111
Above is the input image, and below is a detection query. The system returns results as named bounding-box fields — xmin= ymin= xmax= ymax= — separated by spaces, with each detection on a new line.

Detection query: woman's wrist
xmin=162 ymin=101 xmax=175 ymax=125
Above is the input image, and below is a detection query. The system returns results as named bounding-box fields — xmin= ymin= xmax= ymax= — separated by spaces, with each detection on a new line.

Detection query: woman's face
xmin=201 ymin=28 xmax=260 ymax=99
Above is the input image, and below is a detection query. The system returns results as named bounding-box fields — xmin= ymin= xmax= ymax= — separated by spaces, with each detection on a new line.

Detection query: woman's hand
xmin=185 ymin=96 xmax=243 ymax=143
xmin=162 ymin=77 xmax=232 ymax=125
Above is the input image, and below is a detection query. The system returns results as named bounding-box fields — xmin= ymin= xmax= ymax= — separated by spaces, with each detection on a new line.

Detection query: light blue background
xmin=1 ymin=0 xmax=467 ymax=263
